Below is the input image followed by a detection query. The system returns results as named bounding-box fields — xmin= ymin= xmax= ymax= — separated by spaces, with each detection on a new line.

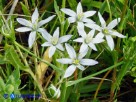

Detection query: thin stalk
xmin=74 ymin=69 xmax=78 ymax=80
xmin=106 ymin=0 xmax=112 ymax=21
xmin=61 ymin=0 xmax=66 ymax=36
xmin=14 ymin=41 xmax=63 ymax=73
xmin=33 ymin=42 xmax=38 ymax=101
xmin=110 ymin=66 xmax=117 ymax=101
xmin=7 ymin=0 xmax=18 ymax=20
xmin=14 ymin=42 xmax=46 ymax=99
xmin=67 ymin=61 xmax=123 ymax=87
xmin=110 ymin=0 xmax=128 ymax=101
xmin=94 ymin=69 xmax=112 ymax=99
xmin=28 ymin=69 xmax=47 ymax=99
xmin=50 ymin=17 xmax=58 ymax=34
xmin=0 ymin=11 xmax=10 ymax=30
xmin=44 ymin=71 xmax=55 ymax=89
xmin=14 ymin=44 xmax=29 ymax=67
xmin=0 ymin=13 xmax=31 ymax=17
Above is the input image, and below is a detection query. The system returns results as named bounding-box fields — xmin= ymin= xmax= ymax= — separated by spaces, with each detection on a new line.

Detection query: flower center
xmin=32 ymin=19 xmax=38 ymax=31
xmin=51 ymin=37 xmax=58 ymax=45
xmin=73 ymin=59 xmax=80 ymax=65
xmin=102 ymin=28 xmax=109 ymax=35
xmin=77 ymin=13 xmax=84 ymax=21
xmin=85 ymin=35 xmax=93 ymax=44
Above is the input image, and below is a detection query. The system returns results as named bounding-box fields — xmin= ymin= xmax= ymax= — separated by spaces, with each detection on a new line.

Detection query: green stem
xmin=110 ymin=0 xmax=128 ymax=101
xmin=110 ymin=0 xmax=128 ymax=100
xmin=106 ymin=0 xmax=112 ymax=21
xmin=61 ymin=0 xmax=66 ymax=36
xmin=28 ymin=69 xmax=47 ymax=99
xmin=14 ymin=41 xmax=46 ymax=99
xmin=60 ymin=79 xmax=67 ymax=102
xmin=67 ymin=61 xmax=123 ymax=86
xmin=14 ymin=41 xmax=63 ymax=73
xmin=14 ymin=44 xmax=29 ymax=67
xmin=33 ymin=42 xmax=38 ymax=101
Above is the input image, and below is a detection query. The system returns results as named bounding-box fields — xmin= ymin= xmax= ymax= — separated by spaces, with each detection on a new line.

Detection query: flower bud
xmin=47 ymin=84 xmax=60 ymax=99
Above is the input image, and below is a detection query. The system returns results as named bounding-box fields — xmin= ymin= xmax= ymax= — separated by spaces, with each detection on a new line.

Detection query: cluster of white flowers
xmin=16 ymin=2 xmax=126 ymax=78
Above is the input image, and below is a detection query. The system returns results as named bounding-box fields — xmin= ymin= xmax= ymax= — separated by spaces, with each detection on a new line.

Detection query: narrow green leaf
xmin=54 ymin=0 xmax=62 ymax=22
xmin=6 ymin=69 xmax=20 ymax=92
xmin=63 ymin=19 xmax=70 ymax=35
xmin=82 ymin=0 xmax=102 ymax=9
xmin=20 ymin=2 xmax=31 ymax=16
xmin=0 ymin=55 xmax=6 ymax=64
xmin=67 ymin=61 xmax=123 ymax=86
xmin=0 ymin=77 xmax=5 ymax=90
xmin=4 ymin=45 xmax=27 ymax=71
xmin=67 ymin=0 xmax=77 ymax=10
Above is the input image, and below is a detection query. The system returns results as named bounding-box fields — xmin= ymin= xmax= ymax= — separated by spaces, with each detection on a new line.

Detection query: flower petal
xmin=82 ymin=18 xmax=95 ymax=24
xmin=64 ymin=65 xmax=76 ymax=78
xmin=78 ymin=48 xmax=88 ymax=59
xmin=37 ymin=28 xmax=45 ymax=34
xmin=17 ymin=18 xmax=32 ymax=27
xmin=95 ymin=32 xmax=104 ymax=38
xmin=77 ymin=2 xmax=83 ymax=15
xmin=38 ymin=15 xmax=56 ymax=27
xmin=38 ymin=28 xmax=52 ymax=41
xmin=98 ymin=12 xmax=106 ymax=27
xmin=56 ymin=44 xmax=64 ymax=51
xmin=32 ymin=7 xmax=39 ymax=23
xmin=41 ymin=42 xmax=52 ymax=47
xmin=59 ymin=35 xmax=72 ymax=43
xmin=28 ymin=31 xmax=36 ymax=48
xmin=105 ymin=35 xmax=114 ymax=50
xmin=92 ymin=38 xmax=104 ymax=44
xmin=68 ymin=17 xmax=76 ymax=23
xmin=65 ymin=43 xmax=76 ymax=59
xmin=79 ymin=43 xmax=88 ymax=53
xmin=107 ymin=18 xmax=120 ymax=29
xmin=85 ymin=23 xmax=101 ymax=31
xmin=77 ymin=22 xmax=84 ymax=29
xmin=88 ymin=43 xmax=97 ymax=51
xmin=73 ymin=38 xmax=84 ymax=42
xmin=84 ymin=11 xmax=96 ymax=17
xmin=49 ymin=46 xmax=56 ymax=58
xmin=110 ymin=31 xmax=126 ymax=38
xmin=88 ymin=30 xmax=95 ymax=37
xmin=61 ymin=8 xmax=76 ymax=17
xmin=15 ymin=27 xmax=32 ymax=32
xmin=53 ymin=27 xmax=59 ymax=38
xmin=77 ymin=64 xmax=85 ymax=71
xmin=80 ymin=59 xmax=98 ymax=66
xmin=77 ymin=27 xmax=86 ymax=38
xmin=57 ymin=58 xmax=73 ymax=64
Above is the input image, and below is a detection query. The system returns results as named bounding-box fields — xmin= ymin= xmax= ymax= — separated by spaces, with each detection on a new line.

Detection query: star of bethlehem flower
xmin=57 ymin=43 xmax=98 ymax=78
xmin=85 ymin=12 xmax=126 ymax=50
xmin=61 ymin=2 xmax=96 ymax=24
xmin=74 ymin=23 xmax=104 ymax=52
xmin=41 ymin=27 xmax=72 ymax=58
xmin=15 ymin=7 xmax=55 ymax=48
xmin=48 ymin=84 xmax=60 ymax=99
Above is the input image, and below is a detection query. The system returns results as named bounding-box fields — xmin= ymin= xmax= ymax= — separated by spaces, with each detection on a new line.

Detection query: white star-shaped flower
xmin=57 ymin=43 xmax=98 ymax=78
xmin=85 ymin=12 xmax=126 ymax=50
xmin=41 ymin=27 xmax=72 ymax=58
xmin=61 ymin=2 xmax=96 ymax=24
xmin=74 ymin=23 xmax=104 ymax=52
xmin=15 ymin=7 xmax=55 ymax=48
